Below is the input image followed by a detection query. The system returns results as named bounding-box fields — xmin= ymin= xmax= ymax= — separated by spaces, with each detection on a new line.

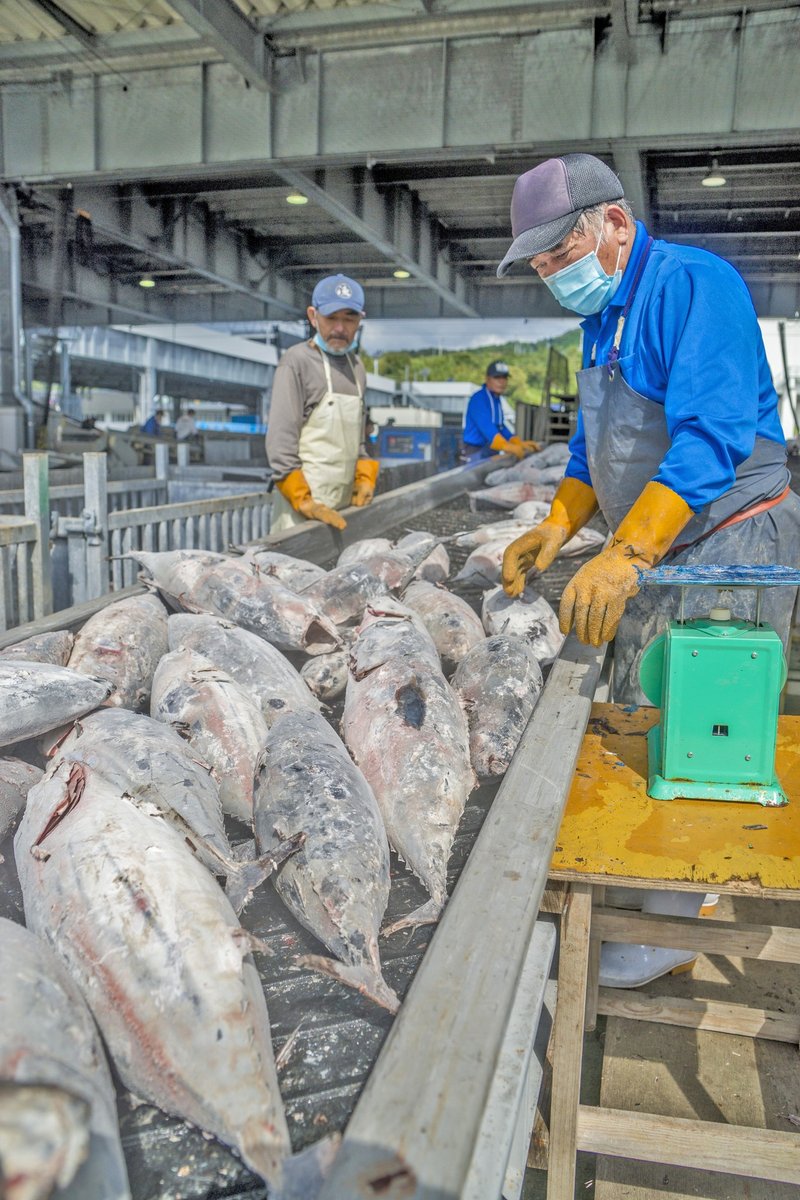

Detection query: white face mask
xmin=542 ymin=228 xmax=623 ymax=316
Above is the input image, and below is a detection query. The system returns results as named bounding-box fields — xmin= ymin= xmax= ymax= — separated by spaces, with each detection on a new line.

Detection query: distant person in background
xmin=462 ymin=361 xmax=539 ymax=461
xmin=266 ymin=274 xmax=378 ymax=533
xmin=140 ymin=408 xmax=165 ymax=437
xmin=175 ymin=408 xmax=198 ymax=441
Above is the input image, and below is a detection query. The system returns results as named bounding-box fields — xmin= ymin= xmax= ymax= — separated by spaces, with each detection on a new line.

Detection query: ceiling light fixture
xmin=393 ymin=268 xmax=411 ymax=279
xmin=286 ymin=190 xmax=309 ymax=205
xmin=701 ymin=158 xmax=727 ymax=188
xmin=138 ymin=276 xmax=156 ymax=288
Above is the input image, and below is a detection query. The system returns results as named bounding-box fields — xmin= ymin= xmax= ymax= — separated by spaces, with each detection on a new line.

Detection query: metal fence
xmin=0 ymin=450 xmax=269 ymax=629
xmin=0 ymin=455 xmax=53 ymax=631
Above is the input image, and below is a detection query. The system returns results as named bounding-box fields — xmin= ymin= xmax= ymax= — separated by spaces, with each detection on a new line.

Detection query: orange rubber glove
xmin=502 ymin=478 xmax=598 ymax=597
xmin=560 ymin=481 xmax=693 ymax=647
xmin=351 ymin=458 xmax=379 ymax=507
xmin=276 ymin=468 xmax=347 ymax=531
xmin=490 ymin=432 xmax=525 ymax=460
xmin=508 ymin=436 xmax=542 ymax=455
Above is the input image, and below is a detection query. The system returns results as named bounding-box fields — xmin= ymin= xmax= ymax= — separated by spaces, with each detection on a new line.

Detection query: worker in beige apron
xmin=267 ymin=274 xmax=379 ymax=534
xmin=497 ymin=154 xmax=800 ymax=987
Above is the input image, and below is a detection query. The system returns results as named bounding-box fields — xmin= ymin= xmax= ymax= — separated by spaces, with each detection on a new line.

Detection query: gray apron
xmin=576 ymin=241 xmax=799 ymax=705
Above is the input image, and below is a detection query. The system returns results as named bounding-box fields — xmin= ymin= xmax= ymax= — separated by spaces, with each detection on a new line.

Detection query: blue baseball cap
xmin=311 ymin=274 xmax=365 ymax=316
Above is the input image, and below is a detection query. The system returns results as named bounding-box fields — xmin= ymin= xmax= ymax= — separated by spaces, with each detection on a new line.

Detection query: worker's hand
xmin=508 ymin=436 xmax=541 ymax=456
xmin=490 ymin=433 xmax=525 ymax=460
xmin=297 ymin=497 xmax=347 ymax=530
xmin=559 ymin=550 xmax=640 ymax=646
xmin=351 ymin=458 xmax=379 ymax=507
xmin=351 ymin=481 xmax=374 ymax=506
xmin=276 ymin=467 xmax=347 ymax=529
xmin=502 ymin=521 xmax=569 ymax=596
xmin=559 ymin=481 xmax=693 ymax=646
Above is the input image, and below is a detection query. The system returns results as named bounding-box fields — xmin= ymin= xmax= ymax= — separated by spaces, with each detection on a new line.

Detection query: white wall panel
xmin=205 ymin=64 xmax=270 ymax=163
xmin=98 ymin=67 xmax=202 ymax=171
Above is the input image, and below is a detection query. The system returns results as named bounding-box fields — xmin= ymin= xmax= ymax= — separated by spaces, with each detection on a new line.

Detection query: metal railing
xmin=109 ymin=490 xmax=271 ymax=589
xmin=0 ymin=455 xmax=53 ymax=631
xmin=0 ymin=450 xmax=270 ymax=627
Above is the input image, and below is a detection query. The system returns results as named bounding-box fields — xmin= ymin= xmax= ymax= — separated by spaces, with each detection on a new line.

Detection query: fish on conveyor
xmin=559 ymin=526 xmax=606 ymax=557
xmin=0 ymin=662 xmax=114 ymax=750
xmin=394 ymin=531 xmax=450 ymax=583
xmin=512 ymin=499 xmax=552 ymax=525
xmin=0 ymin=917 xmax=130 ymax=1200
xmin=0 ymin=758 xmax=42 ymax=845
xmin=254 ymin=710 xmax=398 ymax=1012
xmin=51 ymin=708 xmax=274 ymax=912
xmin=151 ymin=648 xmax=268 ymax=823
xmin=482 ymin=585 xmax=564 ymax=664
xmin=342 ymin=600 xmax=475 ymax=934
xmin=337 ymin=538 xmax=393 ymax=567
xmin=0 ymin=630 xmax=74 ymax=666
xmin=128 ymin=549 xmax=341 ymax=656
xmin=300 ymin=647 xmax=349 ymax=701
xmin=447 ymin=519 xmax=531 ymax=549
xmin=15 ymin=760 xmax=334 ymax=1195
xmin=238 ymin=548 xmax=327 ymax=592
xmin=484 ymin=461 xmax=566 ymax=487
xmin=401 ymin=580 xmax=485 ymax=672
xmin=451 ymin=635 xmax=543 ymax=778
xmin=67 ymin=592 xmax=168 ymax=711
xmin=299 ymin=552 xmax=418 ymax=625
xmin=168 ymin=612 xmax=321 ymax=725
xmin=469 ymin=482 xmax=557 ymax=511
xmin=453 ymin=536 xmax=517 ymax=589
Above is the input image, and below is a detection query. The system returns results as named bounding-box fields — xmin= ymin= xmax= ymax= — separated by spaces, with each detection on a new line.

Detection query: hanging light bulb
xmin=286 ymin=190 xmax=309 ymax=205
xmin=393 ymin=268 xmax=411 ymax=279
xmin=701 ymin=158 xmax=727 ymax=188
xmin=138 ymin=276 xmax=156 ymax=288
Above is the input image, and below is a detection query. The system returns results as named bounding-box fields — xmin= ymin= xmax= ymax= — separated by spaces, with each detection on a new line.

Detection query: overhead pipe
xmin=0 ymin=188 xmax=36 ymax=448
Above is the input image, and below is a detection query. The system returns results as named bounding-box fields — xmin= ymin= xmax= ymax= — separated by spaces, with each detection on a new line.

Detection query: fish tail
xmin=224 ymin=833 xmax=305 ymax=913
xmin=382 ymin=896 xmax=444 ymax=938
xmin=295 ymin=954 xmax=400 ymax=1014
xmin=272 ymin=1134 xmax=341 ymax=1200
xmin=224 ymin=859 xmax=271 ymax=914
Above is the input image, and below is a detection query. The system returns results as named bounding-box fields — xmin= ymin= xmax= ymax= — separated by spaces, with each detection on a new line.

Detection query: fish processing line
xmin=0 ymin=457 xmax=606 ymax=1200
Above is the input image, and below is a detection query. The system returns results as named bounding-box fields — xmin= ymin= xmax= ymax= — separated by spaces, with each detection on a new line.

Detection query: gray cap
xmin=496 ymin=154 xmax=624 ymax=277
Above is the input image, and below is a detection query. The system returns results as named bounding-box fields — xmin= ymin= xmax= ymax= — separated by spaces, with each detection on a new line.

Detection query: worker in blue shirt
xmin=462 ymin=361 xmax=539 ymax=460
xmin=140 ymin=408 xmax=165 ymax=437
xmin=497 ymin=152 xmax=800 ymax=991
xmin=499 ymin=152 xmax=799 ymax=703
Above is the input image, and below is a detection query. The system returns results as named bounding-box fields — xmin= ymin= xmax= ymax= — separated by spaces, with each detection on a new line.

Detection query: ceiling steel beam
xmin=275 ymin=167 xmax=480 ymax=318
xmin=166 ymin=0 xmax=275 ymax=93
xmin=28 ymin=0 xmax=97 ymax=49
xmin=17 ymin=184 xmax=304 ymax=321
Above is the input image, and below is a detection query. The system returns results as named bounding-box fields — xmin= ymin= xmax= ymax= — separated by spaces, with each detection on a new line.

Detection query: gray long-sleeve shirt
xmin=266 ymin=340 xmax=368 ymax=479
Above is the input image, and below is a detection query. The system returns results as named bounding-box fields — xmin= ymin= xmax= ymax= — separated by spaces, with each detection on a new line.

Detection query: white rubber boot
xmin=599 ymin=890 xmax=705 ymax=989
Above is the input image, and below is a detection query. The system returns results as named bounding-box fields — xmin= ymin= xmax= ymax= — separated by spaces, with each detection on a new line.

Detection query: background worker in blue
xmin=499 ymin=153 xmax=800 ymax=707
xmin=462 ymin=361 xmax=539 ymax=460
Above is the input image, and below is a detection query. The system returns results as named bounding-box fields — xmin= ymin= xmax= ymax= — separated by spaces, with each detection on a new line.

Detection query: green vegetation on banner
xmin=361 ymin=330 xmax=581 ymax=408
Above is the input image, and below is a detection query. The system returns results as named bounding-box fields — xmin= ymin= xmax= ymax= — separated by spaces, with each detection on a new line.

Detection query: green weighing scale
xmin=637 ymin=564 xmax=800 ymax=807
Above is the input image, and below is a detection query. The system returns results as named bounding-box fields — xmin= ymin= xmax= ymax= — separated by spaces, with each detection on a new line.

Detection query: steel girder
xmin=276 ymin=166 xmax=479 ymax=318
xmin=17 ymin=183 xmax=304 ymax=325
xmin=166 ymin=0 xmax=276 ymax=94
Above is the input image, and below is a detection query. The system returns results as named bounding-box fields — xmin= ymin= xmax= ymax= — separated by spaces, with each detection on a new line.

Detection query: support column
xmin=0 ymin=190 xmax=31 ymax=450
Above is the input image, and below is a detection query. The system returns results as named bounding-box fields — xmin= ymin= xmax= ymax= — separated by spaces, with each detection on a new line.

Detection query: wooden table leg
xmin=585 ymin=884 xmax=604 ymax=1033
xmin=546 ymin=881 xmax=593 ymax=1200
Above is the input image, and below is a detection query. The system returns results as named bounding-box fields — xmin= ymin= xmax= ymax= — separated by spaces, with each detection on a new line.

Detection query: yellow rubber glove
xmin=351 ymin=458 xmax=379 ymax=507
xmin=508 ymin=436 xmax=542 ymax=455
xmin=490 ymin=432 xmax=525 ymax=460
xmin=276 ymin=468 xmax=347 ymax=531
xmin=560 ymin=481 xmax=693 ymax=647
xmin=502 ymin=478 xmax=598 ymax=597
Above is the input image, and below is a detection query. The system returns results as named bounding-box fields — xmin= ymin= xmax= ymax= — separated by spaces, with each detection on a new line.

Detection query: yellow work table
xmin=545 ymin=703 xmax=800 ymax=1200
